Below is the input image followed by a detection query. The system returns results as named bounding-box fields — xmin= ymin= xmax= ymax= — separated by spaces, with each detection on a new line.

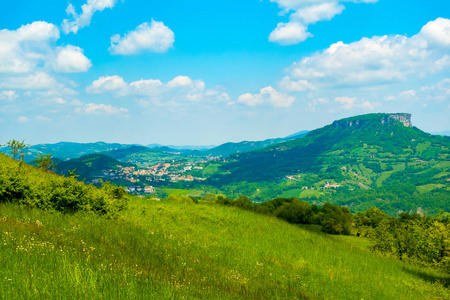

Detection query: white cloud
xmin=419 ymin=78 xmax=450 ymax=102
xmin=268 ymin=0 xmax=377 ymax=45
xmin=54 ymin=45 xmax=92 ymax=73
xmin=334 ymin=96 xmax=374 ymax=110
xmin=86 ymin=75 xmax=227 ymax=103
xmin=237 ymin=93 xmax=263 ymax=107
xmin=62 ymin=0 xmax=118 ymax=34
xmin=0 ymin=21 xmax=59 ymax=73
xmin=269 ymin=22 xmax=311 ymax=45
xmin=308 ymin=97 xmax=328 ymax=110
xmin=335 ymin=96 xmax=356 ymax=109
xmin=86 ymin=75 xmax=128 ymax=94
xmin=35 ymin=115 xmax=52 ymax=122
xmin=284 ymin=18 xmax=450 ymax=89
xmin=109 ymin=20 xmax=175 ymax=55
xmin=291 ymin=2 xmax=345 ymax=25
xmin=399 ymin=90 xmax=417 ymax=98
xmin=0 ymin=20 xmax=92 ymax=94
xmin=237 ymin=86 xmax=294 ymax=108
xmin=279 ymin=76 xmax=315 ymax=91
xmin=77 ymin=103 xmax=127 ymax=115
xmin=419 ymin=18 xmax=450 ymax=47
xmin=0 ymin=90 xmax=17 ymax=101
xmin=17 ymin=116 xmax=29 ymax=123
xmin=0 ymin=73 xmax=57 ymax=90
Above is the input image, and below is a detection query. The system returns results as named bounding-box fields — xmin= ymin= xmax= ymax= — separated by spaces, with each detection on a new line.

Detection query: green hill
xmin=1 ymin=151 xmax=450 ymax=298
xmin=205 ymin=113 xmax=450 ymax=214
xmin=54 ymin=153 xmax=134 ymax=182
xmin=0 ymin=142 xmax=137 ymax=162
xmin=1 ymin=197 xmax=449 ymax=299
xmin=205 ymin=131 xmax=309 ymax=157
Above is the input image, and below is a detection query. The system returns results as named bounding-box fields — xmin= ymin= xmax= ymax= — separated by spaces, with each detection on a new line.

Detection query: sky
xmin=0 ymin=0 xmax=449 ymax=146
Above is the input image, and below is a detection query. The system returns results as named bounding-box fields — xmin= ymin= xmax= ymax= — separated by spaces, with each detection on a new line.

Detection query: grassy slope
xmin=1 ymin=198 xmax=449 ymax=299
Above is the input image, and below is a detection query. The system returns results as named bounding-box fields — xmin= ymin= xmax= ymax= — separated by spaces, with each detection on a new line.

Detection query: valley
xmin=5 ymin=113 xmax=446 ymax=216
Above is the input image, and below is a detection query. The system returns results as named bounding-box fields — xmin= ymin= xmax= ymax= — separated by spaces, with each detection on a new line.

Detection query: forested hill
xmin=216 ymin=113 xmax=449 ymax=182
xmin=204 ymin=131 xmax=309 ymax=157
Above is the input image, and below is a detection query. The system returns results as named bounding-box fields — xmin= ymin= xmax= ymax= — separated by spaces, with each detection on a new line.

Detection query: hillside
xmin=203 ymin=113 xmax=450 ymax=214
xmin=1 ymin=147 xmax=450 ymax=299
xmin=0 ymin=142 xmax=137 ymax=162
xmin=1 ymin=198 xmax=449 ymax=299
xmin=205 ymin=131 xmax=309 ymax=157
xmin=54 ymin=154 xmax=134 ymax=183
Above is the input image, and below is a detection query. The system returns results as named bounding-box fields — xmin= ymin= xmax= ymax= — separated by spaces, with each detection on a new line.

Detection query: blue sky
xmin=1 ymin=0 xmax=449 ymax=146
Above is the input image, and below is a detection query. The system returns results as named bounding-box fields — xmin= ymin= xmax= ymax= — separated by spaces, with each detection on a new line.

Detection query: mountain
xmin=204 ymin=130 xmax=309 ymax=157
xmin=54 ymin=153 xmax=134 ymax=182
xmin=102 ymin=145 xmax=205 ymax=167
xmin=147 ymin=143 xmax=215 ymax=151
xmin=432 ymin=131 xmax=450 ymax=137
xmin=206 ymin=113 xmax=449 ymax=214
xmin=283 ymin=130 xmax=310 ymax=140
xmin=0 ymin=141 xmax=139 ymax=162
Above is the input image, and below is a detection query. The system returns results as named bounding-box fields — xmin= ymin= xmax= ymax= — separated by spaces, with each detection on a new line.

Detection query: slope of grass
xmin=1 ymin=198 xmax=449 ymax=299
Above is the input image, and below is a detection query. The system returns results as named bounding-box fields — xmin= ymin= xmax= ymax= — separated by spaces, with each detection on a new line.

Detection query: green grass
xmin=279 ymin=188 xmax=303 ymax=198
xmin=376 ymin=170 xmax=396 ymax=187
xmin=416 ymin=184 xmax=446 ymax=194
xmin=1 ymin=199 xmax=449 ymax=299
xmin=159 ymin=188 xmax=201 ymax=197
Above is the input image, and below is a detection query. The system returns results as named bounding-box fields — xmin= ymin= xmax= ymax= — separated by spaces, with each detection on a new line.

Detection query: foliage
xmin=216 ymin=195 xmax=353 ymax=235
xmin=0 ymin=153 xmax=128 ymax=216
xmin=4 ymin=139 xmax=29 ymax=161
xmin=33 ymin=153 xmax=56 ymax=171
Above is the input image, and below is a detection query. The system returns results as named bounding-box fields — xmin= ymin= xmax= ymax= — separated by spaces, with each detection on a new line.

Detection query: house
xmin=324 ymin=182 xmax=341 ymax=189
xmin=144 ymin=186 xmax=154 ymax=193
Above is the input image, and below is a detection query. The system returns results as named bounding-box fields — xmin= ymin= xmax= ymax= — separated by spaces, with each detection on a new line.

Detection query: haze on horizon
xmin=0 ymin=0 xmax=449 ymax=146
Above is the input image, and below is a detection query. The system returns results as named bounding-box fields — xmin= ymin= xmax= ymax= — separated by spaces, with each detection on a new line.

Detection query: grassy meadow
xmin=1 ymin=197 xmax=449 ymax=299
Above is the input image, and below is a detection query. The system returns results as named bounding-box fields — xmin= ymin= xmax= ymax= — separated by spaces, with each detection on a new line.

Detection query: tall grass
xmin=1 ymin=198 xmax=449 ymax=299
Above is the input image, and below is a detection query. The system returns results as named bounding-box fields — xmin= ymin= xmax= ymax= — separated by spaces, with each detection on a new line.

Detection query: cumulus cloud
xmin=86 ymin=75 xmax=128 ymax=94
xmin=109 ymin=20 xmax=175 ymax=55
xmin=78 ymin=103 xmax=128 ymax=115
xmin=0 ymin=21 xmax=59 ymax=73
xmin=62 ymin=0 xmax=118 ymax=34
xmin=0 ymin=21 xmax=91 ymax=76
xmin=268 ymin=0 xmax=377 ymax=45
xmin=86 ymin=75 xmax=227 ymax=103
xmin=237 ymin=86 xmax=294 ymax=108
xmin=54 ymin=45 xmax=92 ymax=73
xmin=269 ymin=22 xmax=312 ymax=45
xmin=290 ymin=2 xmax=345 ymax=25
xmin=282 ymin=18 xmax=450 ymax=89
xmin=279 ymin=76 xmax=316 ymax=91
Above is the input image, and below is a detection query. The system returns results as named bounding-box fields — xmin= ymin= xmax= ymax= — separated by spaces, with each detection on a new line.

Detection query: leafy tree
xmin=33 ymin=154 xmax=56 ymax=171
xmin=6 ymin=139 xmax=29 ymax=161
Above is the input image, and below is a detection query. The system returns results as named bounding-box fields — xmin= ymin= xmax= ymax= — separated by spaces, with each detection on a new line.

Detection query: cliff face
xmin=332 ymin=113 xmax=412 ymax=129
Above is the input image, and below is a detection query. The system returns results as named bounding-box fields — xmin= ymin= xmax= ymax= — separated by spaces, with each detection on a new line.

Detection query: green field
xmin=1 ymin=198 xmax=449 ymax=299
xmin=416 ymin=183 xmax=446 ymax=194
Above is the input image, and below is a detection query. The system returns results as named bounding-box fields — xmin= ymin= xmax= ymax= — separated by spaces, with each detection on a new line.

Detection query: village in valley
xmin=93 ymin=158 xmax=213 ymax=194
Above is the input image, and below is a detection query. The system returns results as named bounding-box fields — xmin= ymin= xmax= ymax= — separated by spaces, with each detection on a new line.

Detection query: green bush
xmin=0 ymin=154 xmax=128 ymax=217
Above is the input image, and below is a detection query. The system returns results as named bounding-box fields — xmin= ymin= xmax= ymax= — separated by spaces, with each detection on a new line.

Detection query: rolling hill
xmin=54 ymin=153 xmax=134 ymax=182
xmin=204 ymin=113 xmax=450 ymax=214
xmin=0 ymin=156 xmax=448 ymax=299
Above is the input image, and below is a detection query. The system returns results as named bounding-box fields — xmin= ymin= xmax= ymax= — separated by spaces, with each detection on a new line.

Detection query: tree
xmin=33 ymin=154 xmax=56 ymax=171
xmin=6 ymin=139 xmax=29 ymax=161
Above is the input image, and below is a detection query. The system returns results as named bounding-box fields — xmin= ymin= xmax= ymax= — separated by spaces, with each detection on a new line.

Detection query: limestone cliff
xmin=332 ymin=113 xmax=412 ymax=129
